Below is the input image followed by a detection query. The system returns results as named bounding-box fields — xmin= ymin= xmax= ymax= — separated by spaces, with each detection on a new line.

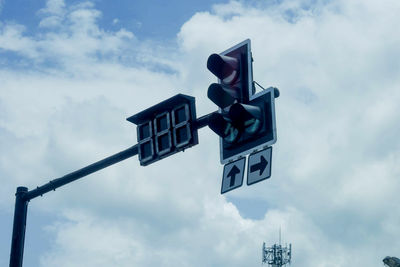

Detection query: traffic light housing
xmin=207 ymin=39 xmax=277 ymax=164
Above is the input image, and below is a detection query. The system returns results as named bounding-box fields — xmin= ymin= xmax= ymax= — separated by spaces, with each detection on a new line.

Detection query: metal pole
xmin=9 ymin=187 xmax=29 ymax=267
xmin=25 ymin=145 xmax=138 ymax=200
xmin=194 ymin=112 xmax=214 ymax=130
xmin=9 ymin=145 xmax=138 ymax=267
xmin=8 ymin=111 xmax=212 ymax=267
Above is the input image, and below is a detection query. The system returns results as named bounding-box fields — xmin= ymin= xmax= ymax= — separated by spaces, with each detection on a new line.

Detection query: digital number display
xmin=127 ymin=94 xmax=198 ymax=166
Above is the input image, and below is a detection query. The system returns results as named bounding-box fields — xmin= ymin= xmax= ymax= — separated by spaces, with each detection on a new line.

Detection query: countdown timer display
xmin=127 ymin=94 xmax=198 ymax=166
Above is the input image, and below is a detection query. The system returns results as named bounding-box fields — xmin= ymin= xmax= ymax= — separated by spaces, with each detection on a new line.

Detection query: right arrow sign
xmin=250 ymin=155 xmax=267 ymax=175
xmin=247 ymin=147 xmax=272 ymax=185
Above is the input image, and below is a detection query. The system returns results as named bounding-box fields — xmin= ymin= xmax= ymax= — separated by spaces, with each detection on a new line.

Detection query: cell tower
xmin=262 ymin=229 xmax=292 ymax=266
xmin=262 ymin=243 xmax=292 ymax=266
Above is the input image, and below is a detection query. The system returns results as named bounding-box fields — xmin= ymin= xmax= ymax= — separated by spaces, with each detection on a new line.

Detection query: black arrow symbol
xmin=250 ymin=156 xmax=268 ymax=175
xmin=227 ymin=165 xmax=240 ymax=186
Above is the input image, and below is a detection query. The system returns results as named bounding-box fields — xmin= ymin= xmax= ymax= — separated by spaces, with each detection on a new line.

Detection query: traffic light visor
xmin=229 ymin=103 xmax=262 ymax=134
xmin=208 ymin=113 xmax=240 ymax=143
xmin=207 ymin=83 xmax=240 ymax=109
xmin=207 ymin=54 xmax=239 ymax=85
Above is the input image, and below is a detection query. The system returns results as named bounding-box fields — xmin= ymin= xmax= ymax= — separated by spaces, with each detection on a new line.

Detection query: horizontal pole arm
xmin=194 ymin=111 xmax=218 ymax=130
xmin=24 ymin=109 xmax=220 ymax=201
xmin=25 ymin=145 xmax=138 ymax=201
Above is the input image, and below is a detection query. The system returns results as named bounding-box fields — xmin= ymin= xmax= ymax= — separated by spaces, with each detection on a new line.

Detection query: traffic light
xmin=207 ymin=39 xmax=277 ymax=164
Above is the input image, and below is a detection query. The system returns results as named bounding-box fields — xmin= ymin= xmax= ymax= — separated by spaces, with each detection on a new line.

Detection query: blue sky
xmin=1 ymin=0 xmax=231 ymax=40
xmin=1 ymin=0 xmax=400 ymax=266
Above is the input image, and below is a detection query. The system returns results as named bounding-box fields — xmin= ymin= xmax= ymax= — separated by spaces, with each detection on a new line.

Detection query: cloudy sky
xmin=1 ymin=0 xmax=400 ymax=266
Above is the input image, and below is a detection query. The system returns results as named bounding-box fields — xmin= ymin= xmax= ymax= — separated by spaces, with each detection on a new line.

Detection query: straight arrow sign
xmin=221 ymin=157 xmax=245 ymax=194
xmin=227 ymin=165 xmax=240 ymax=186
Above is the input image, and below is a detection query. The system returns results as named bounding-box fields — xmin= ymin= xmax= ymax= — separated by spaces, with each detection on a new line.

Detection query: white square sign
xmin=247 ymin=147 xmax=272 ymax=185
xmin=221 ymin=158 xmax=246 ymax=194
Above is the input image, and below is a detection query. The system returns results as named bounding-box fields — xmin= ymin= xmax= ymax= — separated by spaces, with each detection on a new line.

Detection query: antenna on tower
xmin=262 ymin=229 xmax=291 ymax=266
xmin=279 ymin=226 xmax=281 ymax=246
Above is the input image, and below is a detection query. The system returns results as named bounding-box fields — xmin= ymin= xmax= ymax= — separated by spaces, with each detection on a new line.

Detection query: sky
xmin=1 ymin=0 xmax=400 ymax=266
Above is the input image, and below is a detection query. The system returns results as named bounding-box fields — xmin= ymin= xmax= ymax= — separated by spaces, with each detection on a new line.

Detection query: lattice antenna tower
xmin=262 ymin=231 xmax=292 ymax=266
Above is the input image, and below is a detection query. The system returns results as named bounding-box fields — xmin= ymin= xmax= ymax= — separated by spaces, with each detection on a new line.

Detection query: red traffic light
xmin=207 ymin=54 xmax=240 ymax=85
xmin=206 ymin=39 xmax=276 ymax=165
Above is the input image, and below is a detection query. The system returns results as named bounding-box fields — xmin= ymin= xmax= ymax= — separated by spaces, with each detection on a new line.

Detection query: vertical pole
xmin=8 ymin=145 xmax=138 ymax=267
xmin=9 ymin=187 xmax=29 ymax=267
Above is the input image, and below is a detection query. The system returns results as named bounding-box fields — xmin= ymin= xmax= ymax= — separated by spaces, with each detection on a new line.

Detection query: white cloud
xmin=37 ymin=0 xmax=66 ymax=28
xmin=1 ymin=0 xmax=400 ymax=266
xmin=0 ymin=23 xmax=38 ymax=58
xmin=40 ymin=0 xmax=66 ymax=16
xmin=1 ymin=1 xmax=136 ymax=74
